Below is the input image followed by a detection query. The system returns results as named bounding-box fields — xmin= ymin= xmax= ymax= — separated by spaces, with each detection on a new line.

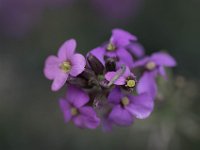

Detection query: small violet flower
xmin=133 ymin=52 xmax=177 ymax=98
xmin=89 ymin=28 xmax=137 ymax=67
xmin=105 ymin=66 xmax=136 ymax=89
xmin=59 ymin=85 xmax=100 ymax=129
xmin=108 ymin=87 xmax=154 ymax=126
xmin=44 ymin=39 xmax=86 ymax=91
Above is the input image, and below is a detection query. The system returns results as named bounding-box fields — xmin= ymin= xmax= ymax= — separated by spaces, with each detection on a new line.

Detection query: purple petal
xmin=79 ymin=106 xmax=100 ymax=129
xmin=89 ymin=47 xmax=106 ymax=65
xmin=158 ymin=66 xmax=167 ymax=80
xmin=116 ymin=48 xmax=134 ymax=68
xmin=111 ymin=28 xmax=137 ymax=47
xmin=44 ymin=55 xmax=60 ymax=80
xmin=105 ymin=71 xmax=126 ymax=85
xmin=70 ymin=54 xmax=86 ymax=77
xmin=127 ymin=42 xmax=145 ymax=58
xmin=132 ymin=57 xmax=149 ymax=68
xmin=151 ymin=52 xmax=177 ymax=67
xmin=123 ymin=66 xmax=132 ymax=77
xmin=51 ymin=72 xmax=68 ymax=91
xmin=59 ymin=98 xmax=72 ymax=122
xmin=126 ymin=93 xmax=154 ymax=119
xmin=73 ymin=114 xmax=100 ymax=129
xmin=105 ymin=51 xmax=117 ymax=58
xmin=57 ymin=39 xmax=76 ymax=61
xmin=136 ymin=72 xmax=158 ymax=99
xmin=66 ymin=85 xmax=89 ymax=108
xmin=109 ymin=105 xmax=134 ymax=126
xmin=79 ymin=106 xmax=97 ymax=117
xmin=73 ymin=115 xmax=84 ymax=128
xmin=108 ymin=87 xmax=122 ymax=104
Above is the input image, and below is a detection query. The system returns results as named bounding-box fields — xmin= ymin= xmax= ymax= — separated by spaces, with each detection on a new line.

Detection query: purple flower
xmin=44 ymin=39 xmax=86 ymax=91
xmin=133 ymin=52 xmax=177 ymax=77
xmin=108 ymin=87 xmax=154 ymax=126
xmin=59 ymin=86 xmax=100 ymax=129
xmin=89 ymin=28 xmax=136 ymax=67
xmin=105 ymin=66 xmax=136 ymax=88
xmin=133 ymin=52 xmax=176 ymax=98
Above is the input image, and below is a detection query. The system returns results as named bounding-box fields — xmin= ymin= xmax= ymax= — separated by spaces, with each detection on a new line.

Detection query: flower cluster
xmin=44 ymin=28 xmax=176 ymax=130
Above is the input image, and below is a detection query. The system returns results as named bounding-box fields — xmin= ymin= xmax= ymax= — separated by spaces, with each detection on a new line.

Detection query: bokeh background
xmin=0 ymin=0 xmax=200 ymax=150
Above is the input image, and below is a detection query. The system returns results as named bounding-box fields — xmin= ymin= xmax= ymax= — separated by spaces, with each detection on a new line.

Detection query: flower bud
xmin=87 ymin=54 xmax=104 ymax=75
xmin=105 ymin=58 xmax=116 ymax=71
xmin=67 ymin=76 xmax=89 ymax=88
xmin=80 ymin=68 xmax=95 ymax=80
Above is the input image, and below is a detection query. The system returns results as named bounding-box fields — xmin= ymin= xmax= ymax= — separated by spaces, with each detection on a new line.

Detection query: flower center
xmin=146 ymin=61 xmax=156 ymax=70
xmin=121 ymin=97 xmax=130 ymax=106
xmin=60 ymin=61 xmax=71 ymax=73
xmin=70 ymin=107 xmax=78 ymax=116
xmin=106 ymin=43 xmax=116 ymax=51
xmin=126 ymin=79 xmax=136 ymax=88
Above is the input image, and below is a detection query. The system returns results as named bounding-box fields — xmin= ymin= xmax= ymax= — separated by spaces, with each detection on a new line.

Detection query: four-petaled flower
xmin=105 ymin=66 xmax=136 ymax=89
xmin=89 ymin=28 xmax=137 ymax=67
xmin=108 ymin=87 xmax=154 ymax=126
xmin=133 ymin=52 xmax=177 ymax=99
xmin=59 ymin=85 xmax=100 ymax=129
xmin=44 ymin=39 xmax=86 ymax=91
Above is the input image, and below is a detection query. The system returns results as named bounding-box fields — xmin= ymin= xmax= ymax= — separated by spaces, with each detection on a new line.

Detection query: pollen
xmin=146 ymin=61 xmax=156 ymax=70
xmin=126 ymin=79 xmax=136 ymax=88
xmin=70 ymin=107 xmax=78 ymax=116
xmin=107 ymin=43 xmax=116 ymax=51
xmin=121 ymin=97 xmax=130 ymax=106
xmin=60 ymin=61 xmax=71 ymax=73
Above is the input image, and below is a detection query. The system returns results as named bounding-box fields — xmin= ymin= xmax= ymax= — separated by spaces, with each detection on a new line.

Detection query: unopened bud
xmin=67 ymin=76 xmax=89 ymax=88
xmin=87 ymin=54 xmax=104 ymax=75
xmin=105 ymin=58 xmax=116 ymax=71
xmin=80 ymin=68 xmax=95 ymax=80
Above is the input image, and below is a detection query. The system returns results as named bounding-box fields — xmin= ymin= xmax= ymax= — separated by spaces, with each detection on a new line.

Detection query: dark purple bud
xmin=88 ymin=77 xmax=99 ymax=87
xmin=105 ymin=58 xmax=116 ymax=71
xmin=80 ymin=68 xmax=96 ymax=80
xmin=87 ymin=54 xmax=104 ymax=75
xmin=67 ymin=76 xmax=89 ymax=88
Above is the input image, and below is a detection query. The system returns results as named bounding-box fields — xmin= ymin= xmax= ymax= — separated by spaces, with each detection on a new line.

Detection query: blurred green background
xmin=0 ymin=0 xmax=200 ymax=150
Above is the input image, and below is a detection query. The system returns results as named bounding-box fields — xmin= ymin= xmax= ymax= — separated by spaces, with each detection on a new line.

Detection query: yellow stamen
xmin=70 ymin=107 xmax=78 ymax=116
xmin=60 ymin=61 xmax=71 ymax=73
xmin=126 ymin=80 xmax=136 ymax=88
xmin=146 ymin=61 xmax=156 ymax=70
xmin=121 ymin=97 xmax=130 ymax=106
xmin=107 ymin=43 xmax=116 ymax=51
